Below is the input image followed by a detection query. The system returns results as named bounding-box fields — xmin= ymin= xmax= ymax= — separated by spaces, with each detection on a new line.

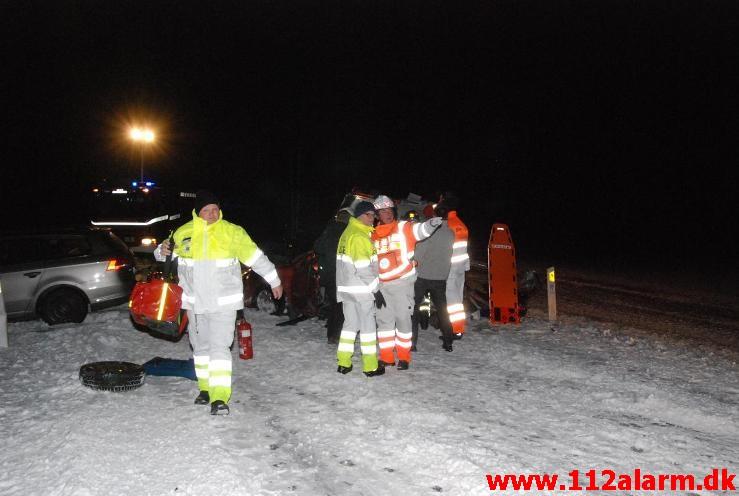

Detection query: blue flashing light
xmin=145 ymin=181 xmax=154 ymax=187
xmin=132 ymin=181 xmax=138 ymax=187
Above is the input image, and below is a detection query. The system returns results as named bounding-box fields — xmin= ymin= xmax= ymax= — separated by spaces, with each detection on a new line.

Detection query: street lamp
xmin=129 ymin=127 xmax=155 ymax=183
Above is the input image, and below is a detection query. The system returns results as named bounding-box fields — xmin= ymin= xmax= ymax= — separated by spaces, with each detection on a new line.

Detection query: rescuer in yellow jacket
xmin=155 ymin=190 xmax=283 ymax=415
xmin=335 ymin=201 xmax=385 ymax=377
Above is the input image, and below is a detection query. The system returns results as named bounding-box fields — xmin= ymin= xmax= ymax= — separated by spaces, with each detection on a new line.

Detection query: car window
xmin=0 ymin=238 xmax=43 ymax=266
xmin=103 ymin=232 xmax=132 ymax=256
xmin=43 ymin=236 xmax=92 ymax=260
xmin=87 ymin=231 xmax=132 ymax=257
xmin=88 ymin=232 xmax=114 ymax=256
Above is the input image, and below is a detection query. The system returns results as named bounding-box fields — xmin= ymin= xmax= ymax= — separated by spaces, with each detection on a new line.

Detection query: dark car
xmin=0 ymin=227 xmax=136 ymax=325
xmin=243 ymin=251 xmax=322 ymax=320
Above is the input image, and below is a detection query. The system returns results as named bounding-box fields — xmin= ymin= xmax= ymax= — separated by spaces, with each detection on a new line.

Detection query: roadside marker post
xmin=547 ymin=266 xmax=557 ymax=323
xmin=0 ymin=281 xmax=8 ymax=348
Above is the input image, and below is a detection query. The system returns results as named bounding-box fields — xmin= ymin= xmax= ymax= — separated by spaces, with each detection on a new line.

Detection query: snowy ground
xmin=1 ymin=265 xmax=738 ymax=496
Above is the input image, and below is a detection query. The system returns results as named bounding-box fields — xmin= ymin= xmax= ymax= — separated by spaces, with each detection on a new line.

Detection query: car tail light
xmin=106 ymin=259 xmax=128 ymax=271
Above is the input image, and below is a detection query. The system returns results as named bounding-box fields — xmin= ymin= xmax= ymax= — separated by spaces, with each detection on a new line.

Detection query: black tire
xmin=256 ymin=288 xmax=277 ymax=314
xmin=38 ymin=287 xmax=88 ymax=325
xmin=79 ymin=361 xmax=145 ymax=392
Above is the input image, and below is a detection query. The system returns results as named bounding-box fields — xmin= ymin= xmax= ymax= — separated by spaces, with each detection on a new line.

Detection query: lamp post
xmin=129 ymin=127 xmax=155 ymax=183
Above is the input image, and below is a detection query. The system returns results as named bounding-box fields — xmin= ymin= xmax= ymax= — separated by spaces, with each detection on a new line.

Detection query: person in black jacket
xmin=313 ymin=209 xmax=349 ymax=343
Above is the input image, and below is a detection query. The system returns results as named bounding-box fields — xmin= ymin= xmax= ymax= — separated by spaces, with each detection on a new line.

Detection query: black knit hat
xmin=194 ymin=190 xmax=220 ymax=214
xmin=353 ymin=201 xmax=376 ymax=218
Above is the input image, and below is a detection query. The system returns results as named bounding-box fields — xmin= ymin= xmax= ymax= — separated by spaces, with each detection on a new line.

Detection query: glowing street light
xmin=129 ymin=127 xmax=155 ymax=183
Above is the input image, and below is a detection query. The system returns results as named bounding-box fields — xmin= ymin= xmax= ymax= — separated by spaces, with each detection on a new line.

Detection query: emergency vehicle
xmin=89 ymin=181 xmax=195 ymax=255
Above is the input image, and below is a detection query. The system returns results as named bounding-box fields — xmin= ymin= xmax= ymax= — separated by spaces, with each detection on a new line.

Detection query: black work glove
xmin=374 ymin=291 xmax=387 ymax=309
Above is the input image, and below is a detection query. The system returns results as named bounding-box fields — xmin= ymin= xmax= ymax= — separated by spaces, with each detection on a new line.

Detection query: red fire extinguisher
xmin=237 ymin=318 xmax=253 ymax=360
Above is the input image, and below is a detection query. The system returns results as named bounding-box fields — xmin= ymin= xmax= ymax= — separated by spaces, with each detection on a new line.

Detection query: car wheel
xmin=79 ymin=361 xmax=145 ymax=392
xmin=38 ymin=288 xmax=88 ymax=325
xmin=256 ymin=288 xmax=277 ymax=314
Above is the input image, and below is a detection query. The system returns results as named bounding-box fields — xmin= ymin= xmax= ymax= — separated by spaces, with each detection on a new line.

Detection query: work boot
xmin=210 ymin=400 xmax=230 ymax=415
xmin=364 ymin=363 xmax=386 ymax=377
xmin=379 ymin=360 xmax=395 ymax=367
xmin=442 ymin=341 xmax=453 ymax=352
xmin=194 ymin=391 xmax=209 ymax=405
xmin=337 ymin=364 xmax=353 ymax=374
xmin=397 ymin=360 xmax=409 ymax=370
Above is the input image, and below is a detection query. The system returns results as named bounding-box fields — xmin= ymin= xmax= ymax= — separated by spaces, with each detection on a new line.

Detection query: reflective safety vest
xmin=372 ymin=219 xmax=437 ymax=283
xmin=446 ymin=211 xmax=469 ymax=333
xmin=156 ymin=210 xmax=280 ymax=314
xmin=335 ymin=217 xmax=378 ymax=303
xmin=447 ymin=211 xmax=470 ymax=271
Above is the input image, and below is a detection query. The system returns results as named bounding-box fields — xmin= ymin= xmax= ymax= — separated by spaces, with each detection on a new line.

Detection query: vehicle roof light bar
xmin=91 ymin=215 xmax=170 ymax=226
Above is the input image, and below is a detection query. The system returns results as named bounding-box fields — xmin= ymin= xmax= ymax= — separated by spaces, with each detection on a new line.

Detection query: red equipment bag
xmin=488 ymin=223 xmax=520 ymax=324
xmin=129 ymin=238 xmax=188 ymax=337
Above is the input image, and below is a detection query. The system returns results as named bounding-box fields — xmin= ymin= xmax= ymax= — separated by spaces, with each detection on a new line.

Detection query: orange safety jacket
xmin=372 ymin=219 xmax=435 ymax=283
xmin=446 ymin=211 xmax=469 ymax=333
xmin=447 ymin=211 xmax=470 ymax=270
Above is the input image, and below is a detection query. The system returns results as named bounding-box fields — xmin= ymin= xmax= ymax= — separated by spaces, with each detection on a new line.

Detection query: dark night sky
xmin=2 ymin=1 xmax=737 ymax=270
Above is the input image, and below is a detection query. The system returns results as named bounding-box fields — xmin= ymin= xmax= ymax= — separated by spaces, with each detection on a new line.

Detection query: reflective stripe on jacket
xmin=154 ymin=210 xmax=280 ymax=313
xmin=335 ymin=216 xmax=378 ymax=302
xmin=447 ymin=211 xmax=470 ymax=271
xmin=372 ymin=219 xmax=437 ymax=283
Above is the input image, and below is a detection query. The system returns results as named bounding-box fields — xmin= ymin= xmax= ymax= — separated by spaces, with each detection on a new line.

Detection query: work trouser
xmin=322 ymin=282 xmax=344 ymax=343
xmin=446 ymin=269 xmax=467 ymax=334
xmin=336 ymin=299 xmax=378 ymax=372
xmin=187 ymin=310 xmax=236 ymax=404
xmin=376 ymin=280 xmax=414 ymax=364
xmin=412 ymin=278 xmax=453 ymax=348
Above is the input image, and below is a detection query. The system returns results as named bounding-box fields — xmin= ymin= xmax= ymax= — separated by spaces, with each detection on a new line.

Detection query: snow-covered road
xmin=1 ymin=269 xmax=738 ymax=495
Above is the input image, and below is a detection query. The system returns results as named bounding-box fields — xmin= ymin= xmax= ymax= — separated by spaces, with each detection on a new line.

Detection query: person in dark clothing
xmin=411 ymin=204 xmax=456 ymax=352
xmin=313 ymin=210 xmax=349 ymax=343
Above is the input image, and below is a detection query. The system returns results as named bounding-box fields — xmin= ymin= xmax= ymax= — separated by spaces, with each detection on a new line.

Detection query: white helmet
xmin=373 ymin=195 xmax=395 ymax=210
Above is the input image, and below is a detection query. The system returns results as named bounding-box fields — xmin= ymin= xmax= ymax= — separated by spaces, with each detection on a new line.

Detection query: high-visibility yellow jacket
xmin=335 ymin=217 xmax=378 ymax=303
xmin=155 ymin=210 xmax=280 ymax=314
